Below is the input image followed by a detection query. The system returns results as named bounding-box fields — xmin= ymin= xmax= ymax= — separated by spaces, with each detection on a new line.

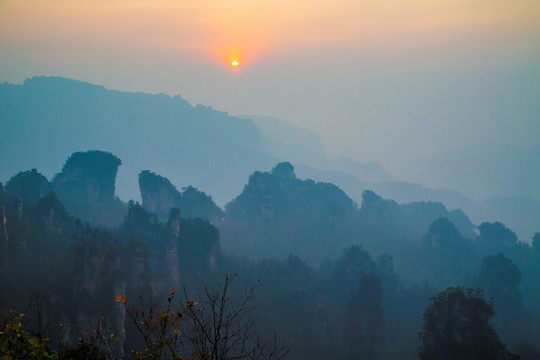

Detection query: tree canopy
xmin=418 ymin=287 xmax=517 ymax=360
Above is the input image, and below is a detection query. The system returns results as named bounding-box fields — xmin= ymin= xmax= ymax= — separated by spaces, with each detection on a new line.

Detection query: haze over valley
xmin=1 ymin=76 xmax=538 ymax=241
xmin=1 ymin=0 xmax=539 ymax=359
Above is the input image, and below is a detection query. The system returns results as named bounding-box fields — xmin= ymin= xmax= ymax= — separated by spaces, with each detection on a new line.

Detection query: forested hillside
xmin=1 ymin=150 xmax=540 ymax=359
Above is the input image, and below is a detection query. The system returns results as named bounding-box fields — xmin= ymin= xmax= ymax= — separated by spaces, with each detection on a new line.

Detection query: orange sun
xmin=231 ymin=60 xmax=239 ymax=67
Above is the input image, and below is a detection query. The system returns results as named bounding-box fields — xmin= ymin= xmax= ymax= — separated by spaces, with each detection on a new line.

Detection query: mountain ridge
xmin=1 ymin=76 xmax=537 ymax=241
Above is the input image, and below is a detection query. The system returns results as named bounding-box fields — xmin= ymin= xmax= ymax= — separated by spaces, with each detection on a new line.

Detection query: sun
xmin=231 ymin=60 xmax=239 ymax=67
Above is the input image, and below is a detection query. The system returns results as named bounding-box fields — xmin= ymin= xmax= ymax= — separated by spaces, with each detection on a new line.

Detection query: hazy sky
xmin=1 ymin=0 xmax=539 ymax=182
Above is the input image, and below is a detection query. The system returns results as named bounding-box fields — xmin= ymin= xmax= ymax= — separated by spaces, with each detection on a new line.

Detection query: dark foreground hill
xmin=2 ymin=150 xmax=540 ymax=359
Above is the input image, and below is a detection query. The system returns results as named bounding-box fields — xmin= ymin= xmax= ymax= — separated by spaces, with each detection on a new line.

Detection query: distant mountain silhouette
xmin=139 ymin=169 xmax=223 ymax=224
xmin=220 ymin=162 xmax=477 ymax=266
xmin=242 ymin=114 xmax=396 ymax=183
xmin=0 ymin=76 xmax=275 ymax=205
xmin=409 ymin=144 xmax=540 ymax=202
xmin=1 ymin=76 xmax=536 ymax=241
xmin=0 ymin=76 xmax=413 ymax=205
xmin=402 ymin=144 xmax=540 ymax=241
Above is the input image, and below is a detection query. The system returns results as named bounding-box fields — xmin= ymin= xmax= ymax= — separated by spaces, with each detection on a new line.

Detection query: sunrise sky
xmin=1 ymin=0 xmax=539 ymax=183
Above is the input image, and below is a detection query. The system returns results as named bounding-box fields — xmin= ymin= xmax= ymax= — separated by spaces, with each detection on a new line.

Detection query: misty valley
xmin=1 ymin=78 xmax=540 ymax=360
xmin=1 ymin=149 xmax=540 ymax=360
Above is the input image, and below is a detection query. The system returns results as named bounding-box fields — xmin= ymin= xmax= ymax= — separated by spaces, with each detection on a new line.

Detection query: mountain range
xmin=1 ymin=76 xmax=538 ymax=241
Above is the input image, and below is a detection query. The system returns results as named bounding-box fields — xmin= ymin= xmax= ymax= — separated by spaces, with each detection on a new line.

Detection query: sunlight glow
xmin=1 ymin=0 xmax=538 ymax=69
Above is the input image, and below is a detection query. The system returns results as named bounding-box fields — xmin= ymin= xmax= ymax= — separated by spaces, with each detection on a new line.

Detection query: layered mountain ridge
xmin=1 ymin=76 xmax=538 ymax=241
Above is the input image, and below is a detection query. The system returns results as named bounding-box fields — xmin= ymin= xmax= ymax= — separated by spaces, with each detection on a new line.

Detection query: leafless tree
xmin=181 ymin=274 xmax=289 ymax=360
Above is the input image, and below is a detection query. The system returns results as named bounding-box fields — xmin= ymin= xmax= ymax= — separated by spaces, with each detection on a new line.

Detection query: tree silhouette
xmin=344 ymin=274 xmax=384 ymax=360
xmin=477 ymin=253 xmax=531 ymax=344
xmin=418 ymin=287 xmax=517 ymax=360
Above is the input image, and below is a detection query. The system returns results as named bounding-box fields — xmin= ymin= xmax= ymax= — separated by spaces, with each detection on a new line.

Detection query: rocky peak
xmin=5 ymin=168 xmax=50 ymax=205
xmin=139 ymin=170 xmax=181 ymax=222
xmin=168 ymin=208 xmax=181 ymax=238
xmin=53 ymin=150 xmax=121 ymax=204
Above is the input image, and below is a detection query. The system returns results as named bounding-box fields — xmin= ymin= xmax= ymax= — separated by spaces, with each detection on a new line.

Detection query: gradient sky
xmin=1 ymin=0 xmax=539 ymax=186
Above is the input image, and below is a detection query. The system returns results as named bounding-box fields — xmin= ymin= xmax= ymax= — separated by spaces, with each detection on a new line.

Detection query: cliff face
xmin=53 ymin=150 xmax=121 ymax=203
xmin=34 ymin=192 xmax=71 ymax=235
xmin=122 ymin=202 xmax=181 ymax=295
xmin=0 ymin=159 xmax=225 ymax=356
xmin=139 ymin=170 xmax=223 ymax=224
xmin=1 ymin=204 xmax=7 ymax=266
xmin=0 ymin=181 xmax=129 ymax=354
xmin=180 ymin=186 xmax=224 ymax=224
xmin=221 ymin=162 xmax=359 ymax=264
xmin=0 ymin=76 xmax=266 ymax=206
xmin=52 ymin=151 xmax=125 ymax=226
xmin=59 ymin=228 xmax=129 ymax=354
xmin=165 ymin=208 xmax=181 ymax=290
xmin=139 ymin=170 xmax=181 ymax=222
xmin=5 ymin=168 xmax=51 ymax=205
